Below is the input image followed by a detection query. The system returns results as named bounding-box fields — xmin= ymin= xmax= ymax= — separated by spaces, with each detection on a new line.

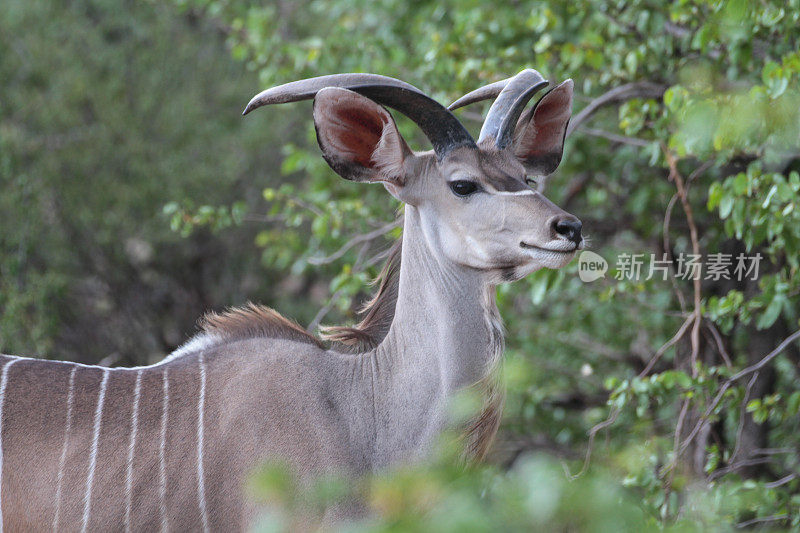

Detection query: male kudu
xmin=0 ymin=69 xmax=583 ymax=531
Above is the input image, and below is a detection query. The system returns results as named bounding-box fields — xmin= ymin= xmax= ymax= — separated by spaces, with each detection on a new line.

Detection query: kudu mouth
xmin=519 ymin=241 xmax=580 ymax=254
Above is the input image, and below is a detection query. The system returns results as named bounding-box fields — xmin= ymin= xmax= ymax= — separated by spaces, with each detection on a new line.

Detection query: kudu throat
xmin=379 ymin=207 xmax=501 ymax=390
xmin=366 ymin=206 xmax=504 ymax=463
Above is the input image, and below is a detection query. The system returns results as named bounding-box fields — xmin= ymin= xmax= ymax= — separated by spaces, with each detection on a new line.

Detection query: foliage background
xmin=2 ymin=0 xmax=799 ymax=529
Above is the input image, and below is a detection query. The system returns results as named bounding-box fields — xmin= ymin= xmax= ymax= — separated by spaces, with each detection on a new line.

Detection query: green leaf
xmin=757 ymin=296 xmax=784 ymax=330
xmin=719 ymin=195 xmax=734 ymax=219
xmin=733 ymin=173 xmax=748 ymax=195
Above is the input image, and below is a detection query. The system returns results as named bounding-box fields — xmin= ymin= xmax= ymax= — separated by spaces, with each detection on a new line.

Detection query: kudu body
xmin=0 ymin=70 xmax=583 ymax=531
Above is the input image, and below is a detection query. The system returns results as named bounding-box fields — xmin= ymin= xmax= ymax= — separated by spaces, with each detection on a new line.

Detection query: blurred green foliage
xmin=248 ymin=446 xmax=791 ymax=532
xmin=0 ymin=0 xmax=287 ymax=363
xmin=3 ymin=0 xmax=800 ymax=529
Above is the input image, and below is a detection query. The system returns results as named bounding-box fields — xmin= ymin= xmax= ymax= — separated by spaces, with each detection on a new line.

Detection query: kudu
xmin=0 ymin=69 xmax=583 ymax=531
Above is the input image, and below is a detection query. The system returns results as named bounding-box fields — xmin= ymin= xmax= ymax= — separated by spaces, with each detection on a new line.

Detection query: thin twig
xmin=731 ymin=372 xmax=760 ymax=461
xmin=308 ymin=220 xmax=401 ymax=265
xmin=686 ymin=160 xmax=714 ymax=184
xmin=710 ymin=457 xmax=775 ymax=481
xmin=307 ymin=241 xmax=372 ymax=331
xmin=679 ymin=329 xmax=800 ymax=454
xmin=286 ymin=194 xmax=325 ymax=217
xmin=307 ymin=241 xmax=394 ymax=332
xmin=753 ymin=448 xmax=795 ymax=456
xmin=456 ymin=110 xmax=487 ymax=123
xmin=361 ymin=247 xmax=394 ymax=270
xmin=567 ymin=81 xmax=668 ymax=137
xmin=705 ymin=321 xmax=733 ymax=368
xmin=578 ymin=127 xmax=651 ymax=147
xmin=243 ymin=214 xmax=286 ymax=224
xmin=308 ymin=288 xmax=345 ymax=333
xmin=736 ymin=514 xmax=788 ymax=529
xmin=638 ymin=314 xmax=695 ymax=377
xmin=663 ymin=192 xmax=688 ymax=313
xmin=726 ymin=329 xmax=800 ymax=382
xmin=764 ymin=473 xmax=797 ymax=489
xmin=569 ymin=407 xmax=620 ymax=480
xmin=565 ymin=332 xmax=633 ymax=364
xmin=662 ymin=398 xmax=691 ymax=495
xmin=736 ymin=513 xmax=789 ymax=529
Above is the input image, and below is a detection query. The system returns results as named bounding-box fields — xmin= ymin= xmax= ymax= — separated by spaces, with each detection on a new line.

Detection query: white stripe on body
xmin=159 ymin=369 xmax=169 ymax=533
xmin=80 ymin=368 xmax=109 ymax=533
xmin=125 ymin=370 xmax=143 ymax=533
xmin=0 ymin=358 xmax=22 ymax=533
xmin=0 ymin=339 xmax=214 ymax=531
xmin=197 ymin=352 xmax=210 ymax=533
xmin=53 ymin=366 xmax=78 ymax=531
xmin=153 ymin=334 xmax=218 ymax=367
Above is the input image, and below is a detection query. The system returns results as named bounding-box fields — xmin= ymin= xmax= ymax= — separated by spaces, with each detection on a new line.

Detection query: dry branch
xmin=308 ymin=219 xmax=401 ymax=265
xmin=566 ymin=81 xmax=667 ymax=137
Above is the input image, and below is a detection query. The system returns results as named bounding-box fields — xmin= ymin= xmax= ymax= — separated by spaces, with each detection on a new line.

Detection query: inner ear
xmin=323 ymin=106 xmax=384 ymax=168
xmin=313 ymin=87 xmax=411 ymax=185
xmin=512 ymin=79 xmax=573 ymax=176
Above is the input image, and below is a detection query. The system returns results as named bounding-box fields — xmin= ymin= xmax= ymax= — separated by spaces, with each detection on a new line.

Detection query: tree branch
xmin=578 ymin=127 xmax=652 ymax=147
xmin=307 ymin=219 xmax=401 ymax=265
xmin=704 ymin=320 xmax=733 ymax=368
xmin=569 ymin=406 xmax=620 ymax=480
xmin=639 ymin=314 xmax=695 ymax=377
xmin=663 ymin=146 xmax=703 ymax=375
xmin=736 ymin=514 xmax=788 ymax=529
xmin=567 ymin=81 xmax=668 ymax=137
xmin=764 ymin=473 xmax=798 ymax=489
xmin=679 ymin=329 xmax=800 ymax=454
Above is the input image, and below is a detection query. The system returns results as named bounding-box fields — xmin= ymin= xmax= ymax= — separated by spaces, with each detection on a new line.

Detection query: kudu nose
xmin=553 ymin=217 xmax=583 ymax=245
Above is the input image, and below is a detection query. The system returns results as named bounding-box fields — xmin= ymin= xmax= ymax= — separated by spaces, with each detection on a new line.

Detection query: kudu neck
xmin=377 ymin=205 xmax=500 ymax=392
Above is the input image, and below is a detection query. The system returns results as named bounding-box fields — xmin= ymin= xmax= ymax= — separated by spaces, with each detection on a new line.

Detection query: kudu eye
xmin=449 ymin=180 xmax=479 ymax=197
xmin=525 ymin=177 xmax=537 ymax=187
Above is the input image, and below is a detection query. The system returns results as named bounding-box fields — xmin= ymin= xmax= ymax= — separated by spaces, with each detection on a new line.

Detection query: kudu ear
xmin=512 ymin=79 xmax=573 ymax=176
xmin=313 ymin=87 xmax=413 ymax=193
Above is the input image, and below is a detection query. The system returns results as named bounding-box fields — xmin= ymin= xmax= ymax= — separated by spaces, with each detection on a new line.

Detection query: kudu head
xmin=243 ymin=70 xmax=583 ymax=283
